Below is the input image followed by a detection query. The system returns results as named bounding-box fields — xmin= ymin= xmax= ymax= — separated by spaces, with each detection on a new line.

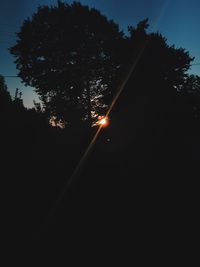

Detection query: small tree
xmin=0 ymin=74 xmax=12 ymax=110
xmin=178 ymin=74 xmax=200 ymax=119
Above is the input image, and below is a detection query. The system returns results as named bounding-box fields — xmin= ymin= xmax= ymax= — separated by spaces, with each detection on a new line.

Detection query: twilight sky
xmin=0 ymin=0 xmax=200 ymax=107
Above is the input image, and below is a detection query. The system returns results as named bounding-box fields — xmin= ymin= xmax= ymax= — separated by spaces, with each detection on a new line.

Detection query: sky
xmin=0 ymin=0 xmax=200 ymax=108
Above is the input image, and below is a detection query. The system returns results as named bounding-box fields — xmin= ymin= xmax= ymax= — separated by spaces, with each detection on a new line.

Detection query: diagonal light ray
xmin=48 ymin=125 xmax=102 ymax=218
xmin=45 ymin=37 xmax=150 ymax=225
xmin=38 ymin=0 xmax=172 ymax=234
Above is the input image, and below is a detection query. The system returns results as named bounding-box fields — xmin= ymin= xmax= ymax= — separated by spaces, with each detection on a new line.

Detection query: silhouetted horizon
xmin=0 ymin=0 xmax=200 ymax=108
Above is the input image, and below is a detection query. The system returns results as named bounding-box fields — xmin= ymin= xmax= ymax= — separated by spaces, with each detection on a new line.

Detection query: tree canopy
xmin=114 ymin=19 xmax=194 ymax=115
xmin=10 ymin=2 xmax=196 ymax=131
xmin=10 ymin=1 xmax=124 ymax=127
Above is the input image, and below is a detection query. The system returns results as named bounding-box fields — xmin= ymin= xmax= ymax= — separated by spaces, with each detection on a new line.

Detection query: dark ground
xmin=2 ymin=120 xmax=199 ymax=254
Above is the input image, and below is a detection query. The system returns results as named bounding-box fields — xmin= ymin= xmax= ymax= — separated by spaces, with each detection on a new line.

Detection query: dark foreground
xmin=2 ymin=122 xmax=199 ymax=256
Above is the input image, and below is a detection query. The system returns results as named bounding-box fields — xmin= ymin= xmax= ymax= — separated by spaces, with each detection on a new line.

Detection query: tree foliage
xmin=108 ymin=19 xmax=196 ymax=163
xmin=9 ymin=1 xmax=197 ymax=132
xmin=115 ymin=19 xmax=194 ymax=115
xmin=10 ymin=1 xmax=124 ymax=126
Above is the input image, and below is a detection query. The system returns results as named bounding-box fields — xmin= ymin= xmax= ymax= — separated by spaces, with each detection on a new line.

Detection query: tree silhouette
xmin=0 ymin=74 xmax=12 ymax=108
xmin=0 ymin=74 xmax=13 ymax=128
xmin=114 ymin=19 xmax=194 ymax=114
xmin=108 ymin=19 xmax=195 ymax=164
xmin=10 ymin=1 xmax=124 ymax=127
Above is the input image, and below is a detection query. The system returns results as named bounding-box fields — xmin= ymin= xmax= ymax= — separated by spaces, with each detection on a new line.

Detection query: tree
xmin=0 ymin=75 xmax=24 ymax=128
xmin=0 ymin=74 xmax=12 ymax=108
xmin=0 ymin=75 xmax=13 ymax=127
xmin=114 ymin=19 xmax=194 ymax=114
xmin=10 ymin=1 xmax=124 ymax=127
xmin=108 ymin=19 xmax=195 ymax=163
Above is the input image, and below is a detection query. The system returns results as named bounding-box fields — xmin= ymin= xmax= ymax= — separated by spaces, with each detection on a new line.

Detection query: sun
xmin=99 ymin=118 xmax=107 ymax=125
xmin=98 ymin=116 xmax=109 ymax=127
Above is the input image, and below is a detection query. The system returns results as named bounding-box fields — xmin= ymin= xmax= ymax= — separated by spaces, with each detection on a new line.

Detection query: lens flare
xmin=98 ymin=116 xmax=109 ymax=127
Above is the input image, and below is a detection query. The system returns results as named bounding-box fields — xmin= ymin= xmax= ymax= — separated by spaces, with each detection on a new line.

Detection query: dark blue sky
xmin=0 ymin=0 xmax=200 ymax=107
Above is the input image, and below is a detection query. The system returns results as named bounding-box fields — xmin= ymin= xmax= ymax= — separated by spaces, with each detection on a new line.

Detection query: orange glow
xmin=98 ymin=116 xmax=109 ymax=127
xmin=99 ymin=118 xmax=107 ymax=125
